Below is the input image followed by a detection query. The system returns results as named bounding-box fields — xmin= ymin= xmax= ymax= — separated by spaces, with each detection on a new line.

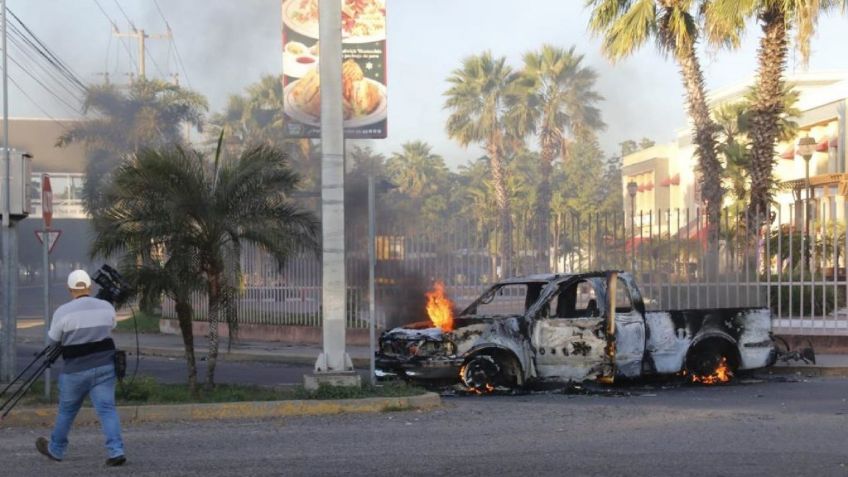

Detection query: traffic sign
xmin=42 ymin=174 xmax=53 ymax=228
xmin=35 ymin=229 xmax=62 ymax=254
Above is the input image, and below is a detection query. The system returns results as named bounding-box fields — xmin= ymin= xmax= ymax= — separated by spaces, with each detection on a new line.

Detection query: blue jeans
xmin=49 ymin=364 xmax=124 ymax=459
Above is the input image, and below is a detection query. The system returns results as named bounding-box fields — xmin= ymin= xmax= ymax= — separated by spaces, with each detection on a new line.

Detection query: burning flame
xmin=458 ymin=364 xmax=495 ymax=394
xmin=426 ymin=281 xmax=454 ymax=332
xmin=690 ymin=357 xmax=733 ymax=384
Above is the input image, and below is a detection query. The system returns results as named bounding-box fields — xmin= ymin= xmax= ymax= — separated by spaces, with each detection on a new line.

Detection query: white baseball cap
xmin=67 ymin=270 xmax=92 ymax=290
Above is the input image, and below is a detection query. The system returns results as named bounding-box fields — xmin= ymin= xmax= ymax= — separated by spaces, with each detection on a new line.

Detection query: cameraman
xmin=35 ymin=270 xmax=127 ymax=467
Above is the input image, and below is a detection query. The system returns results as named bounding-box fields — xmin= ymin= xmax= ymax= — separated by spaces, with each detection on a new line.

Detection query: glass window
xmin=551 ymin=280 xmax=599 ymax=318
xmin=70 ymin=176 xmax=85 ymax=201
xmin=472 ymin=283 xmax=541 ymax=316
xmin=51 ymin=176 xmax=71 ymax=201
xmin=615 ymin=278 xmax=632 ymax=313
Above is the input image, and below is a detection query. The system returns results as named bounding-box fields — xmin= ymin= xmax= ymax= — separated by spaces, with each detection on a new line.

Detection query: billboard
xmin=281 ymin=0 xmax=387 ymax=139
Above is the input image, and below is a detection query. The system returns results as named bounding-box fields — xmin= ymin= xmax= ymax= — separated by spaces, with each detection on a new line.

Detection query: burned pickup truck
xmin=376 ymin=271 xmax=777 ymax=391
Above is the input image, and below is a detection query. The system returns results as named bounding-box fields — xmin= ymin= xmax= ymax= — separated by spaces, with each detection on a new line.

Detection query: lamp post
xmin=627 ymin=181 xmax=638 ymax=272
xmin=797 ymin=136 xmax=816 ymax=271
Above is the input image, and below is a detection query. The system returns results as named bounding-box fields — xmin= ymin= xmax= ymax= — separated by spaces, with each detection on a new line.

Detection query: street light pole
xmin=627 ymin=181 xmax=638 ymax=273
xmin=798 ymin=136 xmax=817 ymax=273
xmin=0 ymin=0 xmax=15 ymax=384
xmin=367 ymin=173 xmax=376 ymax=385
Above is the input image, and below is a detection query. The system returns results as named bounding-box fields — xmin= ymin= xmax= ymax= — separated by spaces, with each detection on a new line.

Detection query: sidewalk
xmin=14 ymin=319 xmax=848 ymax=375
xmin=15 ymin=320 xmax=373 ymax=368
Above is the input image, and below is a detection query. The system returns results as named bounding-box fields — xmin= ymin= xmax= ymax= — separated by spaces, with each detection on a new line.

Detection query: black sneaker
xmin=35 ymin=437 xmax=61 ymax=462
xmin=106 ymin=455 xmax=126 ymax=467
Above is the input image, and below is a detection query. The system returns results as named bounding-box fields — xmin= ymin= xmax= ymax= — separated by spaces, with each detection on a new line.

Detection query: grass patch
xmin=16 ymin=377 xmax=426 ymax=407
xmin=115 ymin=311 xmax=161 ymax=333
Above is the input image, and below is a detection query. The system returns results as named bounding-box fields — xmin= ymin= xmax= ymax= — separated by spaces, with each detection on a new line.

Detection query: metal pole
xmin=312 ymin=0 xmax=354 ymax=378
xmin=1 ymin=0 xmax=16 ymax=384
xmin=138 ymin=29 xmax=146 ymax=78
xmin=42 ymin=230 xmax=50 ymax=399
xmin=805 ymin=156 xmax=811 ymax=271
xmin=368 ymin=174 xmax=376 ymax=385
xmin=630 ymin=197 xmax=635 ymax=272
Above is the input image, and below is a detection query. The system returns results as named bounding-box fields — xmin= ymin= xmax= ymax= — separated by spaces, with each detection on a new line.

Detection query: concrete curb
xmin=1 ymin=392 xmax=441 ymax=428
xmin=135 ymin=346 xmax=372 ymax=368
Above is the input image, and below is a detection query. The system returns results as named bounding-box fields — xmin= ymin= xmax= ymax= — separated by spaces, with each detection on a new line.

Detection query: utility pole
xmin=305 ymin=0 xmax=359 ymax=389
xmin=113 ymin=26 xmax=172 ymax=78
xmin=1 ymin=0 xmax=14 ymax=383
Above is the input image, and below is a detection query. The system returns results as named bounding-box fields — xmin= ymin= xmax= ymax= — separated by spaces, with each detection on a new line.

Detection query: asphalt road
xmin=2 ymin=376 xmax=847 ymax=476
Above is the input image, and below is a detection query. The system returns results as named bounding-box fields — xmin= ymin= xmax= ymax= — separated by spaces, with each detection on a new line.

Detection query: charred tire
xmin=685 ymin=338 xmax=740 ymax=379
xmin=460 ymin=350 xmax=522 ymax=392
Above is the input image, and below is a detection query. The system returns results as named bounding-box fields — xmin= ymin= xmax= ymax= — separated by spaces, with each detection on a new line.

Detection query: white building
xmin=622 ymin=72 xmax=848 ymax=226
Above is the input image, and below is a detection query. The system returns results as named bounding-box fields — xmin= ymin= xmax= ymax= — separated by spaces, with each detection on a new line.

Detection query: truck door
xmin=531 ymin=278 xmax=612 ymax=381
xmin=609 ymin=276 xmax=646 ymax=378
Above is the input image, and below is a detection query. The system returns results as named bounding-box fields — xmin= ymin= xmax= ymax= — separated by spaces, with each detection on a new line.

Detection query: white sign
xmin=35 ymin=229 xmax=62 ymax=254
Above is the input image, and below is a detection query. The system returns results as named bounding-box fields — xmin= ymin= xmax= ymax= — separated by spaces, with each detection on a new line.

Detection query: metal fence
xmin=163 ymin=203 xmax=848 ymax=336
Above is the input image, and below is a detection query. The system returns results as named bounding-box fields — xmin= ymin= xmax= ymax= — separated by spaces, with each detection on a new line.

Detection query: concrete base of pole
xmin=305 ymin=352 xmax=360 ymax=389
xmin=303 ymin=372 xmax=362 ymax=391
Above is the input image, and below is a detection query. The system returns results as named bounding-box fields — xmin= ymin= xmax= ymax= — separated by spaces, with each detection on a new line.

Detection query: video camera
xmin=93 ymin=264 xmax=132 ymax=306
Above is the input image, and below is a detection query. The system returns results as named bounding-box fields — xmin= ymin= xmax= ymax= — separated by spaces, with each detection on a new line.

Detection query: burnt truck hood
xmin=381 ymin=316 xmax=522 ymax=342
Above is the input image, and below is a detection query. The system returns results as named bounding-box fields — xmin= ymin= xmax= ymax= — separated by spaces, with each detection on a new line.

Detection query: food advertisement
xmin=281 ymin=0 xmax=387 ymax=139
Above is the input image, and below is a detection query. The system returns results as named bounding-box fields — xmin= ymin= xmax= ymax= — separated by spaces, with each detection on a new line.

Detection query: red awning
xmin=816 ymin=138 xmax=830 ymax=153
xmin=624 ymin=236 xmax=647 ymax=253
xmin=645 ymin=182 xmax=654 ymax=191
xmin=660 ymin=177 xmax=671 ymax=187
xmin=637 ymin=184 xmax=645 ymax=193
xmin=780 ymin=146 xmax=795 ymax=159
xmin=670 ymin=173 xmax=680 ymax=186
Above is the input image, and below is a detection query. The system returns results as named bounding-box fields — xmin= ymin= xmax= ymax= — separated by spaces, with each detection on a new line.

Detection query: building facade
xmin=622 ymin=72 xmax=848 ymax=228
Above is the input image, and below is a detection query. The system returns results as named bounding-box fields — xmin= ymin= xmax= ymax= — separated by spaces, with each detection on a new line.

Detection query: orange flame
xmin=426 ymin=281 xmax=454 ymax=332
xmin=690 ymin=357 xmax=733 ymax=384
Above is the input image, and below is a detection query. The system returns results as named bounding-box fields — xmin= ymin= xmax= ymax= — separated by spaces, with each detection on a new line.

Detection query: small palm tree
xmin=92 ymin=140 xmax=319 ymax=388
xmin=509 ymin=45 xmax=605 ymax=268
xmin=445 ymin=52 xmax=516 ymax=275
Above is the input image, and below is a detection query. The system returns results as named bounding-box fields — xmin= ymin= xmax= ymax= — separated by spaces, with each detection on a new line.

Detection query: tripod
xmin=0 ymin=344 xmax=61 ymax=420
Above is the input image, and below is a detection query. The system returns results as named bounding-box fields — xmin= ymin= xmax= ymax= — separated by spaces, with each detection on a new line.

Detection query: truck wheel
xmin=460 ymin=355 xmax=501 ymax=394
xmin=685 ymin=339 xmax=739 ymax=384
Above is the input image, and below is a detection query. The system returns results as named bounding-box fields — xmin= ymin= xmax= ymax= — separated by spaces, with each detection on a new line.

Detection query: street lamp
xmin=627 ymin=181 xmax=638 ymax=272
xmin=797 ymin=136 xmax=816 ymax=271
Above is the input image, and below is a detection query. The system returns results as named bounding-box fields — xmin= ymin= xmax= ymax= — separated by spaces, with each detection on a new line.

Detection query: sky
xmin=7 ymin=0 xmax=848 ymax=170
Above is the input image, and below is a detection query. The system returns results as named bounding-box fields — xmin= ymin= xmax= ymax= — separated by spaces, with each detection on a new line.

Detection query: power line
xmin=5 ymin=8 xmax=88 ymax=93
xmin=93 ymin=0 xmax=137 ymax=74
xmin=6 ymin=73 xmax=70 ymax=129
xmin=3 ymin=53 xmax=82 ymax=114
xmin=5 ymin=22 xmax=87 ymax=98
xmin=152 ymin=0 xmax=191 ymax=88
xmin=112 ymin=0 xmax=137 ymax=31
xmin=6 ymin=32 xmax=85 ymax=103
xmin=152 ymin=0 xmax=170 ymax=29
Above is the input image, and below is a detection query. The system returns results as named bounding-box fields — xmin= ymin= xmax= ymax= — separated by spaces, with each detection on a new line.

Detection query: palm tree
xmin=715 ymin=86 xmax=800 ymax=206
xmin=509 ymin=45 xmax=605 ymax=268
xmin=704 ymin=0 xmax=845 ymax=219
xmin=445 ymin=52 xmax=516 ymax=275
xmin=57 ymin=78 xmax=207 ymax=217
xmin=208 ymin=75 xmax=318 ymax=190
xmin=91 ymin=141 xmax=319 ymax=388
xmin=587 ymin=0 xmax=724 ymax=251
xmin=386 ymin=141 xmax=448 ymax=199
